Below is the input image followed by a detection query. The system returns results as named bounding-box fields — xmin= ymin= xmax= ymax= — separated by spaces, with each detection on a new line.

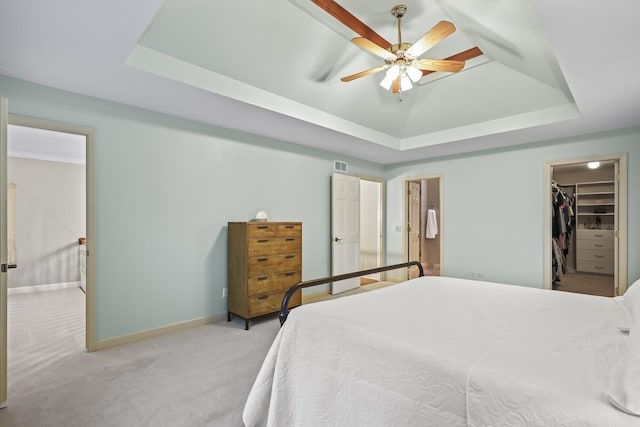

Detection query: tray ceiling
xmin=1 ymin=0 xmax=639 ymax=164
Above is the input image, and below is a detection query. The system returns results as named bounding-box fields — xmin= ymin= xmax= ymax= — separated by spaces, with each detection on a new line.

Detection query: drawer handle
xmin=257 ymin=226 xmax=268 ymax=229
xmin=257 ymin=258 xmax=268 ymax=262
xmin=257 ymin=239 xmax=269 ymax=243
xmin=257 ymin=276 xmax=269 ymax=281
xmin=594 ymin=255 xmax=604 ymax=259
xmin=285 ymin=272 xmax=295 ymax=276
xmin=594 ymin=234 xmax=603 ymax=237
xmin=285 ymin=238 xmax=295 ymax=241
xmin=257 ymin=295 xmax=268 ymax=300
xmin=594 ymin=244 xmax=604 ymax=248
xmin=285 ymin=225 xmax=294 ymax=229
xmin=285 ymin=255 xmax=295 ymax=259
xmin=595 ymin=266 xmax=604 ymax=270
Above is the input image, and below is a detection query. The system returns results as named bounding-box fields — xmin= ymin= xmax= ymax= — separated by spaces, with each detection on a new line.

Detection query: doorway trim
xmin=8 ymin=114 xmax=96 ymax=351
xmin=403 ymin=174 xmax=444 ymax=277
xmin=543 ymin=153 xmax=628 ymax=295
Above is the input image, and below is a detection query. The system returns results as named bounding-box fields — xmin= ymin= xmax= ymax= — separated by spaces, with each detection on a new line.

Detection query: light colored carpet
xmin=0 ymin=288 xmax=280 ymax=427
xmin=553 ymin=272 xmax=615 ymax=297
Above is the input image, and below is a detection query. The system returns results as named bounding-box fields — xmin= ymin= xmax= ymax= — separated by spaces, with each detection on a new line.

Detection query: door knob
xmin=334 ymin=237 xmax=343 ymax=242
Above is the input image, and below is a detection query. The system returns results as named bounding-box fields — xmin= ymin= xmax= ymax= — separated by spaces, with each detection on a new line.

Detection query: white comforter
xmin=243 ymin=276 xmax=636 ymax=426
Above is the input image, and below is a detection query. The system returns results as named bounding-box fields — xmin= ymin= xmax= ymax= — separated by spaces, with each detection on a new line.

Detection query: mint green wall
xmin=0 ymin=76 xmax=384 ymax=340
xmin=385 ymin=129 xmax=640 ymax=288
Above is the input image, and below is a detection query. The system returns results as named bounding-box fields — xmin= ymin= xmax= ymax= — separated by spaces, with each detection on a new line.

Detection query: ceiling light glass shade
xmin=406 ymin=65 xmax=422 ymax=83
xmin=380 ymin=65 xmax=401 ymax=90
xmin=400 ymin=74 xmax=412 ymax=91
xmin=588 ymin=161 xmax=600 ymax=169
xmin=379 ymin=75 xmax=394 ymax=90
xmin=386 ymin=65 xmax=400 ymax=80
xmin=379 ymin=64 xmax=416 ymax=92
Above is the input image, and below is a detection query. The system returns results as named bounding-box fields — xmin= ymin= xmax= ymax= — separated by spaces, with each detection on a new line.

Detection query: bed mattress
xmin=243 ymin=276 xmax=635 ymax=426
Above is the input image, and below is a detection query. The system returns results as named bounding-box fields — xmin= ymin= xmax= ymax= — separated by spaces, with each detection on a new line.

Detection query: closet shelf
xmin=577 ymin=213 xmax=614 ymax=216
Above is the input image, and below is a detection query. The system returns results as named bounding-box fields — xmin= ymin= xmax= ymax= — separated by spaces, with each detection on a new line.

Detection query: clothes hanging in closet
xmin=426 ymin=208 xmax=438 ymax=239
xmin=551 ymin=183 xmax=574 ymax=283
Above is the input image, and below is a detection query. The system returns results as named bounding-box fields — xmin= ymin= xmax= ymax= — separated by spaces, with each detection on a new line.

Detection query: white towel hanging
xmin=426 ymin=209 xmax=438 ymax=239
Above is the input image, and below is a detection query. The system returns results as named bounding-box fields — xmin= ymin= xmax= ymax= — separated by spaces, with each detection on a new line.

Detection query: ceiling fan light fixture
xmin=386 ymin=64 xmax=400 ymax=80
xmin=400 ymin=73 xmax=412 ymax=91
xmin=379 ymin=75 xmax=394 ymax=90
xmin=406 ymin=65 xmax=422 ymax=83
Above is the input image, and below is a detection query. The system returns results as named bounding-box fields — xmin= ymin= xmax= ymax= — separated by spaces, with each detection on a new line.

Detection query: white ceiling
xmin=0 ymin=0 xmax=639 ymax=165
xmin=8 ymin=125 xmax=86 ymax=165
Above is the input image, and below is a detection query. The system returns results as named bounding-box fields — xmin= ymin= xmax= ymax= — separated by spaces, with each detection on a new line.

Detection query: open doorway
xmin=359 ymin=178 xmax=384 ymax=285
xmin=405 ymin=176 xmax=442 ymax=279
xmin=5 ymin=122 xmax=91 ymax=404
xmin=545 ymin=155 xmax=628 ymax=296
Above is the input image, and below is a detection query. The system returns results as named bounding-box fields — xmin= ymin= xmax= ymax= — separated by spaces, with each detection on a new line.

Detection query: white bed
xmin=243 ymin=275 xmax=640 ymax=426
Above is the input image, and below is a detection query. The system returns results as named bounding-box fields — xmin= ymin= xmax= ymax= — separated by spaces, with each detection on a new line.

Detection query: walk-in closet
xmin=551 ymin=160 xmax=616 ymax=296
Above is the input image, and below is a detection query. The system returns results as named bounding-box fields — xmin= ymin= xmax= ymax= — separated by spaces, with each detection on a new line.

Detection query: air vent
xmin=334 ymin=160 xmax=348 ymax=173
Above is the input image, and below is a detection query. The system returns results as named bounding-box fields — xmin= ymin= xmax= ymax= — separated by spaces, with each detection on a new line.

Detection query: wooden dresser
xmin=227 ymin=222 xmax=302 ymax=329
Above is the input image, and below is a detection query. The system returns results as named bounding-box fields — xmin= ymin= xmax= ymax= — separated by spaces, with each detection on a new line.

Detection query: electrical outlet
xmin=222 ymin=288 xmax=228 ymax=298
xmin=395 ymin=225 xmax=402 ymax=232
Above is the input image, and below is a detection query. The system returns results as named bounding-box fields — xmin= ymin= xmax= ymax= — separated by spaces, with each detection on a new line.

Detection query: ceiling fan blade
xmin=392 ymin=77 xmax=401 ymax=94
xmin=341 ymin=65 xmax=388 ymax=82
xmin=421 ymin=46 xmax=483 ymax=76
xmin=312 ymin=0 xmax=391 ymax=49
xmin=415 ymin=59 xmax=465 ymax=73
xmin=352 ymin=38 xmax=396 ymax=60
xmin=405 ymin=21 xmax=456 ymax=58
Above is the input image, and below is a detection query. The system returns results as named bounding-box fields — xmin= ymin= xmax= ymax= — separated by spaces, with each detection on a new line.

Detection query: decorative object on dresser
xmin=227 ymin=222 xmax=302 ymax=330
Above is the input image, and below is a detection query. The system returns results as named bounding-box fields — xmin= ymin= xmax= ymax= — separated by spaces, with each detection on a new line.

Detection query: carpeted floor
xmin=552 ymin=272 xmax=615 ymax=297
xmin=0 ymin=288 xmax=280 ymax=427
xmin=1 ymin=274 xmax=617 ymax=426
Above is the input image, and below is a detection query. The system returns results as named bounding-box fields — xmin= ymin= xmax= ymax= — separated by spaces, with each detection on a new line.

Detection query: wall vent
xmin=334 ymin=160 xmax=348 ymax=173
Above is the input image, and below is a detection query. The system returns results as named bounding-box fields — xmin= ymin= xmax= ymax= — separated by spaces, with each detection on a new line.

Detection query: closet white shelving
xmin=575 ymin=181 xmax=615 ymax=275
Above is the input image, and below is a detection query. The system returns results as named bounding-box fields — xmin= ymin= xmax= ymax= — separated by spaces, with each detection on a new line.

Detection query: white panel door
xmin=408 ymin=181 xmax=421 ymax=279
xmin=331 ymin=173 xmax=360 ymax=294
xmin=0 ymin=97 xmax=8 ymax=407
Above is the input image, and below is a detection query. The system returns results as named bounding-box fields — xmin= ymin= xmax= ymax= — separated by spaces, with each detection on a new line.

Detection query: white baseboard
xmin=8 ymin=281 xmax=81 ymax=295
xmin=95 ymin=313 xmax=226 ymax=350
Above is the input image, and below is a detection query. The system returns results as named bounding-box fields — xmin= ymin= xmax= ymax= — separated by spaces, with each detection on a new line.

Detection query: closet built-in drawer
xmin=248 ymin=253 xmax=302 ymax=276
xmin=247 ymin=236 xmax=301 ymax=257
xmin=576 ymin=249 xmax=614 ymax=263
xmin=576 ymin=239 xmax=614 ymax=251
xmin=577 ymin=260 xmax=614 ymax=275
xmin=576 ymin=229 xmax=614 ymax=241
xmin=248 ymin=271 xmax=301 ymax=296
xmin=247 ymin=289 xmax=301 ymax=316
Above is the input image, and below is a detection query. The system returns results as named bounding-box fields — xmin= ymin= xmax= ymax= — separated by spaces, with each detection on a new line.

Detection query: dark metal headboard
xmin=279 ymin=261 xmax=424 ymax=325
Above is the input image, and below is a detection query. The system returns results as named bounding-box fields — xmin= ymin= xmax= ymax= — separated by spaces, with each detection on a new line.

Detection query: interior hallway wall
xmin=7 ymin=156 xmax=86 ymax=288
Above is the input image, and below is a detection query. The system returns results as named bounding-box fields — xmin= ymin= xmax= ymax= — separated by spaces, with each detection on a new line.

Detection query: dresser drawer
xmin=248 ymin=271 xmax=301 ymax=296
xmin=247 ymin=236 xmax=301 ymax=257
xmin=577 ymin=260 xmax=614 ymax=275
xmin=576 ymin=249 xmax=614 ymax=263
xmin=247 ymin=223 xmax=277 ymax=238
xmin=576 ymin=239 xmax=614 ymax=251
xmin=248 ymin=253 xmax=302 ymax=276
xmin=277 ymin=223 xmax=302 ymax=236
xmin=576 ymin=229 xmax=614 ymax=241
xmin=247 ymin=289 xmax=301 ymax=316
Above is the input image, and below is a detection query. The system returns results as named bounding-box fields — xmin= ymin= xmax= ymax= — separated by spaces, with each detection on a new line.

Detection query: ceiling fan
xmin=312 ymin=0 xmax=483 ymax=93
